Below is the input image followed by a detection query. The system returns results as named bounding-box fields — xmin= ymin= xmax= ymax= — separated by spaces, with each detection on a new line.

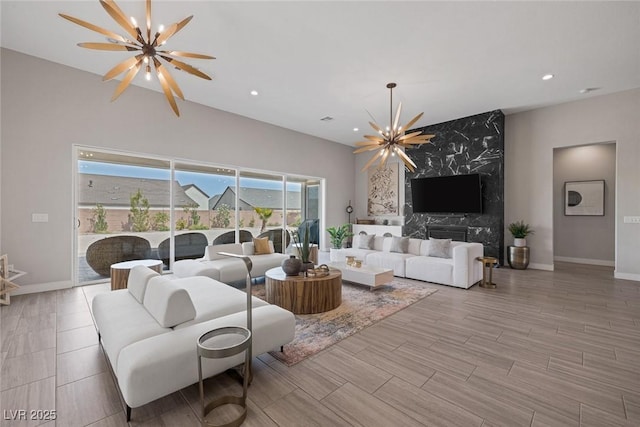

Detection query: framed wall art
xmin=564 ymin=180 xmax=605 ymax=216
xmin=368 ymin=163 xmax=399 ymax=216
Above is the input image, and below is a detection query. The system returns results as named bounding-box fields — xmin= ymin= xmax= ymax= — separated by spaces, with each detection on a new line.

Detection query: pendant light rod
xmin=387 ymin=82 xmax=396 ymax=132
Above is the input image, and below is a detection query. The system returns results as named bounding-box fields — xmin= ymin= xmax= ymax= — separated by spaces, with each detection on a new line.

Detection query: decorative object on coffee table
xmin=289 ymin=223 xmax=314 ymax=274
xmin=508 ymin=220 xmax=534 ymax=247
xmin=508 ymin=246 xmax=530 ymax=270
xmin=281 ymin=255 xmax=302 ymax=276
xmin=477 ymin=256 xmax=498 ymax=289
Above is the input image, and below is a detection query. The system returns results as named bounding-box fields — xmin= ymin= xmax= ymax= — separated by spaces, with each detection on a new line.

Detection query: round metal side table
xmin=477 ymin=256 xmax=498 ymax=289
xmin=197 ymin=327 xmax=252 ymax=427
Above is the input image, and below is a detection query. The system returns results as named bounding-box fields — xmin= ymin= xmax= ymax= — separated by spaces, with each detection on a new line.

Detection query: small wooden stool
xmin=477 ymin=256 xmax=498 ymax=289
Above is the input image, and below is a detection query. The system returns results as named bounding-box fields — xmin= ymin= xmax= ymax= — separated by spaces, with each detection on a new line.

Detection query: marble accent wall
xmin=404 ymin=110 xmax=505 ymax=263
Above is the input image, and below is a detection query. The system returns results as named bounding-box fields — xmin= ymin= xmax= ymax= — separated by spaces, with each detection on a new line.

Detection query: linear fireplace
xmin=427 ymin=226 xmax=468 ymax=242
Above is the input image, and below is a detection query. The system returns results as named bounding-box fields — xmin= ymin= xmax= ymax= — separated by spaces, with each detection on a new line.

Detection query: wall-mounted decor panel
xmin=404 ymin=110 xmax=505 ymax=263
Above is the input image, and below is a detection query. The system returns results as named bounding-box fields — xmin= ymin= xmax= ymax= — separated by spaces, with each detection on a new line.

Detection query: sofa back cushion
xmin=242 ymin=240 xmax=275 ymax=256
xmin=204 ymin=243 xmax=243 ymax=260
xmin=143 ymin=276 xmax=196 ymax=328
xmin=389 ymin=236 xmax=410 ymax=253
xmin=128 ymin=265 xmax=161 ymax=303
xmin=427 ymin=238 xmax=452 ymax=259
xmin=408 ymin=238 xmax=423 ymax=256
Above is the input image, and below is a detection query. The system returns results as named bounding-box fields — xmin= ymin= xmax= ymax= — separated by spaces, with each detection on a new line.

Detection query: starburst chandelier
xmin=59 ymin=0 xmax=215 ymax=116
xmin=354 ymin=83 xmax=434 ymax=172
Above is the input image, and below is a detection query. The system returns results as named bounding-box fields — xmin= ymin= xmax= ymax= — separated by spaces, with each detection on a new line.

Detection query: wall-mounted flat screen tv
xmin=411 ymin=174 xmax=482 ymax=213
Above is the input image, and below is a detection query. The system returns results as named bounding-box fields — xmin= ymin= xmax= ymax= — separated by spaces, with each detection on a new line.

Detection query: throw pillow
xmin=253 ymin=237 xmax=272 ymax=255
xmin=390 ymin=236 xmax=410 ymax=253
xmin=358 ymin=234 xmax=375 ymax=249
xmin=428 ymin=238 xmax=452 ymax=258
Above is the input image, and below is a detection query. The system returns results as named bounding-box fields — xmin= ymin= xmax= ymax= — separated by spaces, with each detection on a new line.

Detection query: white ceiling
xmin=2 ymin=1 xmax=639 ymax=145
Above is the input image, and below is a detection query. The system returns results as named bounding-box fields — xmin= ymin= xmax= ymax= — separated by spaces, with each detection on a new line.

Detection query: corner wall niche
xmin=404 ymin=110 xmax=505 ymax=263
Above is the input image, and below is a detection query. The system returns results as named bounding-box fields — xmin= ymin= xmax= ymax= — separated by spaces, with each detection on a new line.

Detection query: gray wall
xmin=505 ymin=88 xmax=640 ymax=279
xmin=0 ymin=48 xmax=355 ymax=289
xmin=553 ymin=144 xmax=616 ymax=265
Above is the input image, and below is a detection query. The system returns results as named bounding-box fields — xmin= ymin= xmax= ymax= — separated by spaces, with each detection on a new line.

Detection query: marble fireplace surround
xmin=404 ymin=110 xmax=505 ymax=264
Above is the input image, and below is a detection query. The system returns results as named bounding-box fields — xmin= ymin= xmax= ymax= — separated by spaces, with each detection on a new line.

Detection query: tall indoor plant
xmin=326 ymin=224 xmax=353 ymax=249
xmin=508 ymin=220 xmax=534 ymax=247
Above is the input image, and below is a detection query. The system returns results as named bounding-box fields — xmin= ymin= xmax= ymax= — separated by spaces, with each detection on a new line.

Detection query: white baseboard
xmin=554 ymin=256 xmax=615 ymax=267
xmin=528 ymin=263 xmax=554 ymax=271
xmin=11 ymin=280 xmax=73 ymax=295
xmin=614 ymin=271 xmax=640 ymax=282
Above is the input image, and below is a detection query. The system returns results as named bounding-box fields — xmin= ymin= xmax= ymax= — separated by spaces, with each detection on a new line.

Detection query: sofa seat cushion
xmin=365 ymin=252 xmax=417 ymax=277
xmin=116 ymin=304 xmax=295 ymax=408
xmin=142 ymin=276 xmax=197 ymax=328
xmin=405 ymin=256 xmax=455 ymax=286
xmin=247 ymin=253 xmax=289 ymax=277
xmin=173 ymin=259 xmax=221 ymax=280
xmin=92 ymin=290 xmax=170 ymax=371
xmin=172 ymin=277 xmax=268 ymax=328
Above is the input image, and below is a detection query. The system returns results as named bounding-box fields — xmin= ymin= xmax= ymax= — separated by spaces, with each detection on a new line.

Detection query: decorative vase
xmin=513 ymin=238 xmax=527 ymax=247
xmin=281 ymin=255 xmax=302 ymax=276
xmin=508 ymin=246 xmax=530 ymax=269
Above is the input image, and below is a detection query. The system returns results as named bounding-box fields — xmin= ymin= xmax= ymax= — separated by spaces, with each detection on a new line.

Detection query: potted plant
xmin=326 ymin=224 xmax=353 ymax=249
xmin=508 ymin=220 xmax=534 ymax=247
xmin=289 ymin=224 xmax=314 ymax=274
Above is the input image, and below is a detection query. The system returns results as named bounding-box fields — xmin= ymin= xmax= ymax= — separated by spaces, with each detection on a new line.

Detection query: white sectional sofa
xmin=330 ymin=234 xmax=484 ymax=289
xmin=172 ymin=241 xmax=288 ymax=283
xmin=92 ymin=265 xmax=295 ymax=420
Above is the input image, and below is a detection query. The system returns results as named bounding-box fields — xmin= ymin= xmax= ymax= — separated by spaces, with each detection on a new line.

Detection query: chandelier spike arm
xmin=77 ymin=42 xmax=140 ymax=52
xmin=379 ymin=148 xmax=391 ymax=169
xmin=154 ymin=15 xmax=193 ymax=47
xmin=368 ymin=120 xmax=385 ymax=134
xmin=353 ymin=145 xmax=384 ymax=154
xmin=159 ymin=51 xmax=216 ymax=60
xmin=393 ymin=102 xmax=402 ymax=132
xmin=103 ymin=55 xmax=143 ymax=81
xmin=360 ymin=150 xmax=385 ymax=172
xmin=99 ymin=0 xmax=140 ymax=41
xmin=397 ymin=130 xmax=425 ymax=141
xmin=363 ymin=134 xmax=385 ymax=142
xmin=159 ymin=55 xmax=212 ymax=80
xmin=395 ymin=148 xmax=417 ymax=172
xmin=156 ymin=71 xmax=180 ymax=116
xmin=153 ymin=57 xmax=184 ymax=100
xmin=355 ymin=140 xmax=383 ymax=147
xmin=401 ymin=112 xmax=425 ymax=133
xmin=58 ymin=14 xmax=131 ymax=44
xmin=146 ymin=0 xmax=151 ymax=43
xmin=111 ymin=59 xmax=143 ymax=101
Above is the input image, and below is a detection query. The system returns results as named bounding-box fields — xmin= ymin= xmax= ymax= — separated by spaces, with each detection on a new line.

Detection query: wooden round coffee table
xmin=110 ymin=259 xmax=163 ymax=290
xmin=265 ymin=267 xmax=342 ymax=314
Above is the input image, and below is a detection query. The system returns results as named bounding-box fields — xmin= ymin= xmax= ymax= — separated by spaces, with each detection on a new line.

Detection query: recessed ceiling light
xmin=353 ymin=127 xmax=359 ymax=132
xmin=320 ymin=116 xmax=334 ymax=121
xmin=542 ymin=74 xmax=554 ymax=81
xmin=250 ymin=90 xmax=258 ymax=96
xmin=579 ymin=87 xmax=600 ymax=94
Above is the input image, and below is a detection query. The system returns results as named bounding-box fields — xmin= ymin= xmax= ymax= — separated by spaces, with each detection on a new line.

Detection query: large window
xmin=74 ymin=147 xmax=323 ymax=284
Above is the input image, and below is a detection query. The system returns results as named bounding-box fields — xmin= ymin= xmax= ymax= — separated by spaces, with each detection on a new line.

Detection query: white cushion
xmin=92 ymin=290 xmax=169 ymax=371
xmin=127 ymin=265 xmax=160 ymax=303
xmin=172 ymin=259 xmax=221 ymax=280
xmin=204 ymin=243 xmax=243 ymax=260
xmin=405 ymin=256 xmax=455 ymax=285
xmin=407 ymin=238 xmax=423 ymax=256
xmin=143 ymin=276 xmax=196 ymax=328
xmin=366 ymin=251 xmax=416 ymax=277
xmin=171 ymin=276 xmax=268 ymax=328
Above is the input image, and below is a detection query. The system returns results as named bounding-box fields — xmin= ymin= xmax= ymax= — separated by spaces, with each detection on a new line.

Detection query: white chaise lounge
xmin=92 ymin=265 xmax=295 ymax=421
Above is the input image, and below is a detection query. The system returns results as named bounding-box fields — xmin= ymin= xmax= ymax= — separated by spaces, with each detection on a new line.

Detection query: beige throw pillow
xmin=390 ymin=236 xmax=410 ymax=253
xmin=253 ymin=237 xmax=272 ymax=255
xmin=358 ymin=234 xmax=375 ymax=249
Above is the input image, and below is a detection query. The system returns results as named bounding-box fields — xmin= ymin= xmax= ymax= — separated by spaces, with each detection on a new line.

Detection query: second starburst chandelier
xmin=354 ymin=83 xmax=434 ymax=172
xmin=59 ymin=0 xmax=215 ymax=116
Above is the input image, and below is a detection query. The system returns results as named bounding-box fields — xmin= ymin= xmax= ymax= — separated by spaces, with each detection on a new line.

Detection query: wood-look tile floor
xmin=1 ymin=261 xmax=639 ymax=426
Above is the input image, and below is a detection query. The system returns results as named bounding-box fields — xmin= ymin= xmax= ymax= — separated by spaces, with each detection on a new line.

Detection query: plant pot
xmin=513 ymin=238 xmax=527 ymax=247
xmin=281 ymin=255 xmax=302 ymax=276
xmin=300 ymin=261 xmax=315 ymax=276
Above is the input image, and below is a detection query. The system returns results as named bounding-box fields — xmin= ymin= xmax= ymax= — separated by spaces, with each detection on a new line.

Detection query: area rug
xmin=251 ymin=280 xmax=437 ymax=366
